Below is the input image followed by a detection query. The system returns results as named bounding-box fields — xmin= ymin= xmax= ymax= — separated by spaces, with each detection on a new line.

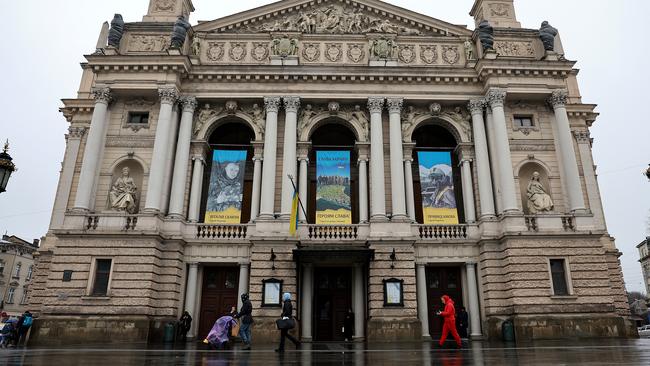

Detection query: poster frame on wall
xmin=315 ymin=150 xmax=352 ymax=225
xmin=415 ymin=150 xmax=460 ymax=225
xmin=203 ymin=149 xmax=248 ymax=224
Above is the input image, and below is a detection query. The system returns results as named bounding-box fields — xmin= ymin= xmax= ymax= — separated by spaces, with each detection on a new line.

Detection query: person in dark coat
xmin=436 ymin=295 xmax=462 ymax=348
xmin=235 ymin=293 xmax=253 ymax=350
xmin=457 ymin=307 xmax=469 ymax=339
xmin=178 ymin=311 xmax=192 ymax=342
xmin=343 ymin=308 xmax=354 ymax=341
xmin=275 ymin=292 xmax=300 ymax=352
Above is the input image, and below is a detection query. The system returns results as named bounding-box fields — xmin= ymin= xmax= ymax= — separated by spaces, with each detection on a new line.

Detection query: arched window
xmin=14 ymin=263 xmax=21 ymax=278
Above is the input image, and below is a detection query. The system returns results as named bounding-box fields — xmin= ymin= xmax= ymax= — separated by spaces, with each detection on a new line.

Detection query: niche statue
xmin=109 ymin=167 xmax=138 ymax=214
xmin=171 ymin=16 xmax=191 ymax=49
xmin=107 ymin=14 xmax=125 ymax=48
xmin=539 ymin=21 xmax=558 ymax=52
xmin=477 ymin=20 xmax=494 ymax=52
xmin=526 ymin=172 xmax=553 ymax=214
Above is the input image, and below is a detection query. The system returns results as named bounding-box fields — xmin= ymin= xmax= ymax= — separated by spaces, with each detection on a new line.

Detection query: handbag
xmin=231 ymin=321 xmax=241 ymax=337
xmin=276 ymin=317 xmax=296 ymax=330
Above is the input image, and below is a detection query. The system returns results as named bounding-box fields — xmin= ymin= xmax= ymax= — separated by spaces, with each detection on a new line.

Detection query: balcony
xmin=415 ymin=224 xmax=470 ymax=240
xmin=196 ymin=224 xmax=249 ymax=239
xmin=302 ymin=224 xmax=367 ymax=241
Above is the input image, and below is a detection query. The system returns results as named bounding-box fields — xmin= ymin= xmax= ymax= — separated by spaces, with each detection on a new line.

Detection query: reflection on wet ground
xmin=1 ymin=339 xmax=649 ymax=365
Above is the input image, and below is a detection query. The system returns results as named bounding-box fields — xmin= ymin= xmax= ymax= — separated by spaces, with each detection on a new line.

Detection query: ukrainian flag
xmin=289 ymin=189 xmax=299 ymax=236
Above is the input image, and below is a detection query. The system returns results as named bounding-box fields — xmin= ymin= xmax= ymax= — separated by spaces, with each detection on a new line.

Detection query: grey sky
xmin=0 ymin=0 xmax=648 ymax=292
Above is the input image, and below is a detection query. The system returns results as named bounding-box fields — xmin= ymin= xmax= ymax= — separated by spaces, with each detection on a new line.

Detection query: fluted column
xmin=416 ymin=263 xmax=431 ymax=338
xmin=486 ymin=89 xmax=518 ymax=212
xmin=280 ymin=96 xmax=301 ymax=219
xmin=184 ymin=262 xmax=199 ymax=338
xmin=145 ymin=87 xmax=179 ymax=212
xmin=237 ymin=263 xmax=250 ymax=310
xmin=460 ymin=159 xmax=477 ymax=223
xmin=549 ymin=90 xmax=586 ymax=213
xmin=249 ymin=143 xmax=264 ymax=222
xmin=73 ymin=87 xmax=112 ymax=211
xmin=367 ymin=97 xmax=387 ymax=221
xmin=387 ymin=98 xmax=407 ymax=221
xmin=485 ymin=108 xmax=503 ymax=214
xmin=357 ymin=145 xmax=369 ymax=223
xmin=468 ymin=99 xmax=496 ymax=219
xmin=52 ymin=127 xmax=86 ymax=228
xmin=297 ymin=144 xmax=310 ymax=223
xmin=466 ymin=262 xmax=482 ymax=338
xmin=301 ymin=263 xmax=313 ymax=341
xmin=259 ymin=97 xmax=281 ymax=220
xmin=169 ymin=96 xmax=198 ymax=218
xmin=187 ymin=156 xmax=206 ymax=222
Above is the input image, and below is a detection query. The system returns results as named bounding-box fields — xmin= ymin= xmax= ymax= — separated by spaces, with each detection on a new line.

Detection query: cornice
xmin=85 ymin=55 xmax=191 ymax=74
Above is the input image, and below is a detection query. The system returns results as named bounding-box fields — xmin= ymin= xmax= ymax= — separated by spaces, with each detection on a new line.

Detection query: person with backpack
xmin=177 ymin=311 xmax=192 ymax=342
xmin=17 ymin=311 xmax=33 ymax=346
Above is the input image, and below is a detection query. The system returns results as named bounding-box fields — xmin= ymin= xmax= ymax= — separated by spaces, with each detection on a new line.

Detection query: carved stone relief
xmin=398 ymin=45 xmax=416 ymax=64
xmin=489 ymin=3 xmax=510 ymax=17
xmin=206 ymin=42 xmax=225 ymax=61
xmin=302 ymin=43 xmax=321 ymax=62
xmin=271 ymin=36 xmax=298 ymax=57
xmin=154 ymin=0 xmax=175 ymax=12
xmin=494 ymin=41 xmax=535 ymax=57
xmin=325 ymin=43 xmax=343 ymax=62
xmin=251 ymin=42 xmax=270 ymax=61
xmin=229 ymin=42 xmax=248 ymax=61
xmin=420 ymin=45 xmax=438 ymax=64
xmin=347 ymin=44 xmax=365 ymax=63
xmin=106 ymin=136 xmax=155 ymax=148
xmin=441 ymin=46 xmax=460 ymax=64
xmin=369 ymin=38 xmax=396 ymax=59
xmin=127 ymin=35 xmax=170 ymax=52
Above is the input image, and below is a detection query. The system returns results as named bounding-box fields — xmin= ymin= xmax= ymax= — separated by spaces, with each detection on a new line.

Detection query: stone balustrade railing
xmin=304 ymin=225 xmax=364 ymax=240
xmin=416 ymin=224 xmax=469 ymax=240
xmin=196 ymin=224 xmax=248 ymax=239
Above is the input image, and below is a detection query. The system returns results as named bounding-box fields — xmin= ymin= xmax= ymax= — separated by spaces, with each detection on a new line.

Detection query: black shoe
xmin=275 ymin=348 xmax=284 ymax=353
xmin=242 ymin=344 xmax=251 ymax=350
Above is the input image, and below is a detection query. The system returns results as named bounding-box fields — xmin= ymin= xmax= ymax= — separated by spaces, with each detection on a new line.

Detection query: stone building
xmin=30 ymin=0 xmax=634 ymax=344
xmin=0 ymin=235 xmax=39 ymax=316
xmin=637 ymin=237 xmax=650 ymax=296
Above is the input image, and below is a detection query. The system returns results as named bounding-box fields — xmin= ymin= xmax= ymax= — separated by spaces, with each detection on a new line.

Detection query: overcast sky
xmin=0 ymin=0 xmax=648 ymax=292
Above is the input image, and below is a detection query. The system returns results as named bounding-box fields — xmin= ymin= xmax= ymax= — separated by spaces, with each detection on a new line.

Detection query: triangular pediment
xmin=194 ymin=0 xmax=472 ymax=37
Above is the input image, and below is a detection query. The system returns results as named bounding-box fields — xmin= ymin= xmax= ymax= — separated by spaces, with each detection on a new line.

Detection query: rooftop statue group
xmin=105 ymin=13 xmax=191 ymax=51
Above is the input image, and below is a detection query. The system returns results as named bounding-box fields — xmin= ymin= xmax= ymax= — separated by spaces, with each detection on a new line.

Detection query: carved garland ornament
xmin=398 ymin=45 xmax=416 ymax=64
xmin=302 ymin=43 xmax=321 ymax=62
xmin=229 ymin=42 xmax=247 ymax=61
xmin=347 ymin=44 xmax=365 ymax=63
xmin=325 ymin=43 xmax=343 ymax=62
xmin=206 ymin=42 xmax=225 ymax=61
xmin=420 ymin=45 xmax=438 ymax=64
xmin=442 ymin=46 xmax=460 ymax=64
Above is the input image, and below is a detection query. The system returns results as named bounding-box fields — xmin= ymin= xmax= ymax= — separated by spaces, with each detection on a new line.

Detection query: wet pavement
xmin=1 ymin=339 xmax=649 ymax=365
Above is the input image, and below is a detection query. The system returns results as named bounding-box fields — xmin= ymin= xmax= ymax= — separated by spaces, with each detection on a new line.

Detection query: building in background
xmin=637 ymin=237 xmax=650 ymax=296
xmin=29 ymin=0 xmax=635 ymax=345
xmin=0 ymin=235 xmax=39 ymax=316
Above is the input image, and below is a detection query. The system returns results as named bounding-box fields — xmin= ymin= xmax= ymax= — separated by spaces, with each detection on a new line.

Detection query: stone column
xmin=353 ymin=263 xmax=365 ymax=340
xmin=145 ymin=87 xmax=179 ymax=213
xmin=258 ymin=97 xmax=281 ymax=220
xmin=237 ymin=263 xmax=250 ymax=310
xmin=249 ymin=142 xmax=264 ymax=222
xmin=187 ymin=156 xmax=206 ymax=222
xmin=168 ymin=97 xmax=198 ymax=218
xmin=387 ymin=98 xmax=408 ymax=221
xmin=403 ymin=143 xmax=416 ymax=222
xmin=574 ymin=131 xmax=605 ymax=228
xmin=51 ymin=127 xmax=86 ymax=228
xmin=468 ymin=99 xmax=496 ymax=218
xmin=184 ymin=262 xmax=199 ymax=338
xmin=485 ymin=108 xmax=503 ymax=214
xmin=357 ymin=143 xmax=370 ymax=223
xmin=297 ymin=143 xmax=310 ymax=223
xmin=486 ymin=89 xmax=518 ymax=212
xmin=549 ymin=90 xmax=586 ymax=213
xmin=280 ymin=97 xmax=301 ymax=219
xmin=460 ymin=159 xmax=477 ymax=223
xmin=73 ymin=87 xmax=112 ymax=212
xmin=161 ymin=106 xmax=179 ymax=214
xmin=465 ymin=262 xmax=482 ymax=338
xmin=416 ymin=263 xmax=431 ymax=338
xmin=367 ymin=97 xmax=387 ymax=221
xmin=301 ymin=263 xmax=313 ymax=341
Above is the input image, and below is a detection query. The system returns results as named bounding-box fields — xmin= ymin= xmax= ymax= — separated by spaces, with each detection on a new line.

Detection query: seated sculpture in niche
xmin=526 ymin=171 xmax=553 ymax=214
xmin=109 ymin=167 xmax=139 ymax=214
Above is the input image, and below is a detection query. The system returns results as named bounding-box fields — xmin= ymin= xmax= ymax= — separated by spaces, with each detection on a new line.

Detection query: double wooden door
xmin=314 ymin=267 xmax=352 ymax=341
xmin=198 ymin=267 xmax=239 ymax=338
xmin=426 ymin=267 xmax=463 ymax=337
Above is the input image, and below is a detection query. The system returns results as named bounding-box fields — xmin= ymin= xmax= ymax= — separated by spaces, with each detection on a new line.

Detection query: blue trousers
xmin=239 ymin=322 xmax=252 ymax=344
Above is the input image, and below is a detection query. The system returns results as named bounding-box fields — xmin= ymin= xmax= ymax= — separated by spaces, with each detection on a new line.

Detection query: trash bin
xmin=502 ymin=319 xmax=515 ymax=342
xmin=163 ymin=322 xmax=175 ymax=343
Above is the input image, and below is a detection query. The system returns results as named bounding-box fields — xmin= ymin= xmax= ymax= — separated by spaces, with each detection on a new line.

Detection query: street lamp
xmin=645 ymin=164 xmax=650 ymax=182
xmin=0 ymin=140 xmax=16 ymax=193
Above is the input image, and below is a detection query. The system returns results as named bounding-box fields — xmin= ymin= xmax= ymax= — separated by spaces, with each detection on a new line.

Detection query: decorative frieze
xmin=494 ymin=41 xmax=535 ymax=58
xmin=251 ymin=42 xmax=270 ymax=61
xmin=419 ymin=45 xmax=438 ymax=64
xmin=126 ymin=34 xmax=170 ymax=53
xmin=302 ymin=43 xmax=321 ymax=62
xmin=441 ymin=46 xmax=460 ymax=64
xmin=347 ymin=44 xmax=365 ymax=63
xmin=398 ymin=45 xmax=416 ymax=64
xmin=206 ymin=42 xmax=225 ymax=61
xmin=325 ymin=43 xmax=343 ymax=62
xmin=229 ymin=42 xmax=247 ymax=61
xmin=105 ymin=136 xmax=155 ymax=148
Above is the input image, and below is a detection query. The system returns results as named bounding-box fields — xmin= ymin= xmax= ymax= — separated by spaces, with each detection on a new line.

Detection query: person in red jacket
xmin=436 ymin=295 xmax=462 ymax=348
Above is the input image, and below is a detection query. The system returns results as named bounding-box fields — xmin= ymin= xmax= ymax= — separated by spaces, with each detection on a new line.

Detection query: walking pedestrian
xmin=16 ymin=311 xmax=33 ymax=346
xmin=275 ymin=293 xmax=300 ymax=352
xmin=178 ymin=311 xmax=192 ymax=342
xmin=457 ymin=307 xmax=469 ymax=339
xmin=235 ymin=293 xmax=253 ymax=350
xmin=343 ymin=308 xmax=354 ymax=341
xmin=436 ymin=295 xmax=462 ymax=348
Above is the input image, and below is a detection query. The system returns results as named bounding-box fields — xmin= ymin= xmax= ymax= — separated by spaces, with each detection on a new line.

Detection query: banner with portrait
xmin=416 ymin=151 xmax=459 ymax=225
xmin=316 ymin=151 xmax=352 ymax=225
xmin=204 ymin=150 xmax=247 ymax=224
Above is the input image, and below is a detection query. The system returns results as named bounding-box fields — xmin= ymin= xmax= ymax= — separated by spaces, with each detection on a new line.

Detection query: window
xmin=20 ymin=290 xmax=28 ymax=305
xmin=514 ymin=116 xmax=534 ymax=128
xmin=128 ymin=112 xmax=149 ymax=125
xmin=26 ymin=266 xmax=33 ymax=281
xmin=0 ymin=260 xmax=4 ymax=274
xmin=13 ymin=263 xmax=21 ymax=278
xmin=6 ymin=287 xmax=15 ymax=304
xmin=550 ymin=259 xmax=569 ymax=296
xmin=91 ymin=259 xmax=112 ymax=296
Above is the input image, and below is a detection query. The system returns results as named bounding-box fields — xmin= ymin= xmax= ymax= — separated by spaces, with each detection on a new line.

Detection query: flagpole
xmin=287 ymin=174 xmax=308 ymax=222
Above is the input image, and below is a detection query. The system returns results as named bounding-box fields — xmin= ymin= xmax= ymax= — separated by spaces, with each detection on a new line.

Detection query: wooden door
xmin=426 ymin=267 xmax=463 ymax=337
xmin=198 ymin=267 xmax=239 ymax=338
xmin=314 ymin=268 xmax=352 ymax=341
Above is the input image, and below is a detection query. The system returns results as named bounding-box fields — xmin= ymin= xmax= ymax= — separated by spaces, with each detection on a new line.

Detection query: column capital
xmin=283 ymin=96 xmax=301 ymax=112
xmin=191 ymin=155 xmax=206 ymax=165
xmin=465 ymin=261 xmax=478 ymax=267
xmin=468 ymin=98 xmax=486 ymax=114
xmin=416 ymin=262 xmax=427 ymax=268
xmin=486 ymin=89 xmax=506 ymax=108
xmin=68 ymin=126 xmax=87 ymax=139
xmin=180 ymin=96 xmax=198 ymax=112
xmin=386 ymin=97 xmax=404 ymax=114
xmin=187 ymin=262 xmax=199 ymax=267
xmin=91 ymin=87 xmax=112 ymax=104
xmin=548 ymin=89 xmax=568 ymax=109
xmin=158 ymin=87 xmax=179 ymax=105
xmin=573 ymin=130 xmax=591 ymax=144
xmin=264 ymin=96 xmax=282 ymax=113
xmin=367 ymin=96 xmax=385 ymax=113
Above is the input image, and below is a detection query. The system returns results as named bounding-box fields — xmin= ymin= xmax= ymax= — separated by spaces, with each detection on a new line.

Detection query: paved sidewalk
xmin=2 ymin=339 xmax=649 ymax=365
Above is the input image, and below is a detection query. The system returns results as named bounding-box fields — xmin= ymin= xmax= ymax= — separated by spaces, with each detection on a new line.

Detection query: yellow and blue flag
xmin=289 ymin=188 xmax=299 ymax=236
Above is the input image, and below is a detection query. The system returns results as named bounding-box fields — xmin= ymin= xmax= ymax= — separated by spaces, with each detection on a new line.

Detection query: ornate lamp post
xmin=0 ymin=140 xmax=16 ymax=193
xmin=645 ymin=164 xmax=650 ymax=182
